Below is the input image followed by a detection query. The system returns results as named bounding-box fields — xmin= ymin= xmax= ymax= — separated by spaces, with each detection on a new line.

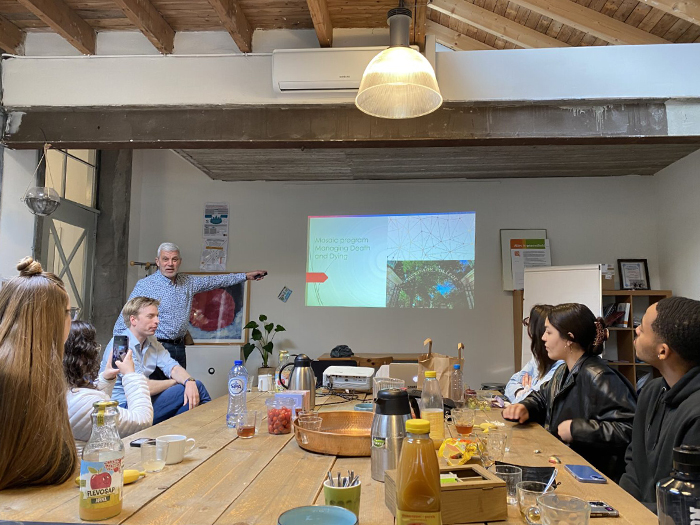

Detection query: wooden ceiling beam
xmin=426 ymin=20 xmax=496 ymax=50
xmin=306 ymin=0 xmax=333 ymax=47
xmin=113 ymin=0 xmax=175 ymax=54
xmin=430 ymin=0 xmax=569 ymax=48
xmin=635 ymin=0 xmax=700 ymax=26
xmin=16 ymin=0 xmax=95 ymax=54
xmin=412 ymin=0 xmax=428 ymax=49
xmin=208 ymin=0 xmax=253 ymax=53
xmin=506 ymin=0 xmax=669 ymax=44
xmin=0 ymin=15 xmax=25 ymax=54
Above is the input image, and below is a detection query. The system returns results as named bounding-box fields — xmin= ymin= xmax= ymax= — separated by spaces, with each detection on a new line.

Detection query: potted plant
xmin=242 ymin=314 xmax=286 ymax=376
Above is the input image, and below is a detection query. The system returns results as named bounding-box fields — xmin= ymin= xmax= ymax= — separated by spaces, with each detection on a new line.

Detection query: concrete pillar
xmin=92 ymin=149 xmax=132 ymax=346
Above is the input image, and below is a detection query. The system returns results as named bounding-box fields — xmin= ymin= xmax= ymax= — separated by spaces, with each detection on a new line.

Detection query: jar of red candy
xmin=265 ymin=398 xmax=295 ymax=435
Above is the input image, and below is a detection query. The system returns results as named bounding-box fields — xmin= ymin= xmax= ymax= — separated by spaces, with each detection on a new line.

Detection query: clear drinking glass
xmin=474 ymin=430 xmax=506 ymax=469
xmin=517 ymin=481 xmax=555 ymax=523
xmin=537 ymin=494 xmax=591 ymax=525
xmin=493 ymin=465 xmax=522 ymax=505
xmin=450 ymin=408 xmax=475 ymax=436
xmin=237 ymin=410 xmax=258 ymax=439
xmin=141 ymin=440 xmax=169 ymax=472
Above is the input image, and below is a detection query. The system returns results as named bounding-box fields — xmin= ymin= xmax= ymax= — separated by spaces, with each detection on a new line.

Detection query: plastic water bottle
xmin=421 ymin=371 xmax=444 ymax=448
xmin=657 ymin=445 xmax=700 ymax=524
xmin=227 ymin=360 xmax=248 ymax=428
xmin=450 ymin=364 xmax=464 ymax=406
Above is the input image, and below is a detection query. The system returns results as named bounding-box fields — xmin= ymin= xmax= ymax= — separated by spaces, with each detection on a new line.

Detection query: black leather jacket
xmin=520 ymin=354 xmax=637 ymax=482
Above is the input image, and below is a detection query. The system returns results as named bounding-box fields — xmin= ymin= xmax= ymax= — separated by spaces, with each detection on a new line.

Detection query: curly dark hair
xmin=653 ymin=297 xmax=700 ymax=365
xmin=63 ymin=321 xmax=100 ymax=389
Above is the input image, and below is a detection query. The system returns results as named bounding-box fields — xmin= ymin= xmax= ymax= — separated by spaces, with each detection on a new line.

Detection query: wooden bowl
xmin=293 ymin=411 xmax=372 ymax=456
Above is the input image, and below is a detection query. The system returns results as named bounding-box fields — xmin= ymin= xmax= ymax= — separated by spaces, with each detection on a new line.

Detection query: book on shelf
xmin=603 ymin=302 xmax=631 ymax=328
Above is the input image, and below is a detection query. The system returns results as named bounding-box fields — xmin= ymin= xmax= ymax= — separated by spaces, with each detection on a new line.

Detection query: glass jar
xmin=79 ymin=401 xmax=125 ymax=521
xmin=266 ymin=398 xmax=295 ymax=435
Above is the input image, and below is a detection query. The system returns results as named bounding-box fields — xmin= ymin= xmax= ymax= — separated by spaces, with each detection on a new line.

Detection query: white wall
xmin=0 ymin=149 xmax=37 ymax=279
xmin=655 ymin=149 xmax=700 ymax=299
xmin=128 ymin=149 xmax=661 ymax=388
xmin=4 ymin=43 xmax=700 ymax=109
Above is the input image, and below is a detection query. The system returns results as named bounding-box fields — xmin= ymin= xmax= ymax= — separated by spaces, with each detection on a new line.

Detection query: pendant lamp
xmin=355 ymin=6 xmax=442 ymax=119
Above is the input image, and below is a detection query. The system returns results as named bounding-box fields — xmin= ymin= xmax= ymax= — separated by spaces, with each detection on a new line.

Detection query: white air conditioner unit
xmin=272 ymin=47 xmax=387 ymax=93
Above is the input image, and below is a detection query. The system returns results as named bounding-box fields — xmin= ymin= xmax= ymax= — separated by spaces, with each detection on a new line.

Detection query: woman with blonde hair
xmin=0 ymin=257 xmax=77 ymax=490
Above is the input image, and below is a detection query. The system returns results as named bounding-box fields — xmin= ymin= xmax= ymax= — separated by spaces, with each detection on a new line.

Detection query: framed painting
xmin=185 ymin=272 xmax=250 ymax=344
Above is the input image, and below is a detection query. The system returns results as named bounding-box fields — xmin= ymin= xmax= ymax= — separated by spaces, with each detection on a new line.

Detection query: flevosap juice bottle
xmin=395 ymin=419 xmax=442 ymax=525
xmin=421 ymin=371 xmax=445 ymax=449
xmin=79 ymin=401 xmax=125 ymax=521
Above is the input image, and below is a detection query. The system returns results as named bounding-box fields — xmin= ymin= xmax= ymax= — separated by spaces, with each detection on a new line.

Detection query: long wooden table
xmin=0 ymin=392 xmax=656 ymax=524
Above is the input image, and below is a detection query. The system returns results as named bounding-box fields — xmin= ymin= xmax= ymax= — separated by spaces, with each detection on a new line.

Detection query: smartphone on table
xmin=112 ymin=335 xmax=129 ymax=368
xmin=565 ymin=464 xmax=607 ymax=483
xmin=129 ymin=438 xmax=154 ymax=447
xmin=589 ymin=501 xmax=619 ymax=517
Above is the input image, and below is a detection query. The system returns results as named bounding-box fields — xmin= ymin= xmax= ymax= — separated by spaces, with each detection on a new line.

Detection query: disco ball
xmin=22 ymin=187 xmax=61 ymax=216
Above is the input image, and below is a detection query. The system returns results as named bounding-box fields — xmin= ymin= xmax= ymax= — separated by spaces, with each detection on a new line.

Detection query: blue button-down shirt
xmin=113 ymin=270 xmax=247 ymax=339
xmin=99 ymin=330 xmax=180 ymax=405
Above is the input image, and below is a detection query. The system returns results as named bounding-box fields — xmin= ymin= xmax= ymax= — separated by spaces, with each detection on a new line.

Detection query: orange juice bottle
xmin=79 ymin=401 xmax=125 ymax=521
xmin=395 ymin=419 xmax=442 ymax=525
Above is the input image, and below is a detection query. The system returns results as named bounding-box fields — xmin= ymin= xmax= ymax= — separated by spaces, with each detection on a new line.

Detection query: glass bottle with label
xmin=395 ymin=418 xmax=442 ymax=525
xmin=421 ymin=370 xmax=445 ymax=448
xmin=79 ymin=400 xmax=125 ymax=521
xmin=657 ymin=445 xmax=700 ymax=524
xmin=275 ymin=349 xmax=292 ymax=392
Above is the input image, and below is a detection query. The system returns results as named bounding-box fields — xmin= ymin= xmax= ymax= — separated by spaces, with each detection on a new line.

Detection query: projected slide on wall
xmin=306 ymin=212 xmax=475 ymax=308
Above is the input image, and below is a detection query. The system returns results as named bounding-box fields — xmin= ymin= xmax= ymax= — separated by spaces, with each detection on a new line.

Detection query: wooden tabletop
xmin=0 ymin=393 xmax=656 ymax=524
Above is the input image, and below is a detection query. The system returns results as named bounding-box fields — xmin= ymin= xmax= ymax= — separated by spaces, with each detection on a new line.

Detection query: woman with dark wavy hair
xmin=504 ymin=303 xmax=637 ymax=481
xmin=505 ymin=304 xmax=563 ymax=403
xmin=64 ymin=321 xmax=152 ymax=454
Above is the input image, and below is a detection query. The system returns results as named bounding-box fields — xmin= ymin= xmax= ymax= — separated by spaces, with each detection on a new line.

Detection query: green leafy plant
xmin=241 ymin=314 xmax=286 ymax=368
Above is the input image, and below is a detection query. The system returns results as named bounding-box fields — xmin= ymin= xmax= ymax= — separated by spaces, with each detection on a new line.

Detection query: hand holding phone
xmin=112 ymin=335 xmax=129 ymax=368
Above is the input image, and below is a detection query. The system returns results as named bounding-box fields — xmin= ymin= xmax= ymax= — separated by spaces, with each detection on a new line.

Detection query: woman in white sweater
xmin=64 ymin=321 xmax=153 ymax=454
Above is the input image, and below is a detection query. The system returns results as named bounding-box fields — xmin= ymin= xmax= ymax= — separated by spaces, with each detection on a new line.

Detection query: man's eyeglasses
xmin=522 ymin=317 xmax=530 ymax=327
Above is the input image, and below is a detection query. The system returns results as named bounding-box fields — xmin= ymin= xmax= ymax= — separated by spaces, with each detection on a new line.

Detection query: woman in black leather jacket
xmin=503 ymin=303 xmax=637 ymax=481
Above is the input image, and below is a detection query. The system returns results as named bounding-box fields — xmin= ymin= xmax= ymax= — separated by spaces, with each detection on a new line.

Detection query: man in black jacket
xmin=619 ymin=296 xmax=700 ymax=512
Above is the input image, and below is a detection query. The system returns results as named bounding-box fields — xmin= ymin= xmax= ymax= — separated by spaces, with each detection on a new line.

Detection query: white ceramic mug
xmin=157 ymin=434 xmax=196 ymax=464
xmin=258 ymin=374 xmax=273 ymax=392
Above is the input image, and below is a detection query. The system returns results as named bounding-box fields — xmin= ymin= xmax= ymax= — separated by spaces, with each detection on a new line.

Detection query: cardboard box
xmin=275 ymin=391 xmax=309 ymax=413
xmin=384 ymin=464 xmax=507 ymax=524
xmin=601 ymin=264 xmax=615 ymax=290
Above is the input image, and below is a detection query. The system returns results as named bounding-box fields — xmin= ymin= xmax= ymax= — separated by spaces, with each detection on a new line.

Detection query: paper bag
xmin=417 ymin=340 xmax=465 ymax=399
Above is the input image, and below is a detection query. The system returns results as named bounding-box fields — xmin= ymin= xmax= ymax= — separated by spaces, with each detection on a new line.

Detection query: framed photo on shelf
xmin=185 ymin=272 xmax=250 ymax=344
xmin=617 ymin=259 xmax=650 ymax=290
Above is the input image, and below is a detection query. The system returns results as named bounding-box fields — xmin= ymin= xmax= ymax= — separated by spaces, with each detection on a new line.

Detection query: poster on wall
xmin=510 ymin=239 xmax=551 ymax=290
xmin=500 ymin=229 xmax=547 ymax=291
xmin=186 ymin=272 xmax=249 ymax=344
xmin=200 ymin=202 xmax=230 ymax=271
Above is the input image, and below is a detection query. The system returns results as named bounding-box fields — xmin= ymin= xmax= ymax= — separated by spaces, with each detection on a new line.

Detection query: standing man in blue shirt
xmin=114 ymin=242 xmax=267 ymax=371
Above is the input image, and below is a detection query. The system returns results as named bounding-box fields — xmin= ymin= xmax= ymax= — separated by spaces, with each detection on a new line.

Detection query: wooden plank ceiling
xmin=175 ymin=144 xmax=700 ymax=181
xmin=0 ymin=0 xmax=697 ymax=55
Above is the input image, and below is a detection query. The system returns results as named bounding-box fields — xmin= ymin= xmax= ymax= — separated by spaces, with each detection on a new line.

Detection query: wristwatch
xmin=184 ymin=377 xmax=196 ymax=384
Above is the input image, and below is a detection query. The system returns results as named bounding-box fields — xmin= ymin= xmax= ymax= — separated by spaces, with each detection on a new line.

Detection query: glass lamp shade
xmin=22 ymin=186 xmax=61 ymax=216
xmin=355 ymin=46 xmax=443 ymax=119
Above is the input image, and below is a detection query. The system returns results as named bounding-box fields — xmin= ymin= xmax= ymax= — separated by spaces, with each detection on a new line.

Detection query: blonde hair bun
xmin=17 ymin=257 xmax=44 ymax=276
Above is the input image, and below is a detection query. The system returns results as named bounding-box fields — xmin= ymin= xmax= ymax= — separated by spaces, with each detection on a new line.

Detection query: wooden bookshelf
xmin=602 ymin=289 xmax=672 ymax=385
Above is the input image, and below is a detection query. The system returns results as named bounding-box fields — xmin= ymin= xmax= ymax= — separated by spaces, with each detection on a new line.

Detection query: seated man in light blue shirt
xmin=100 ymin=296 xmax=211 ymax=424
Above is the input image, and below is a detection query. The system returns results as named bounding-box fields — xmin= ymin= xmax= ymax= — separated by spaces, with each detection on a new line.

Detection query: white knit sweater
xmin=67 ymin=372 xmax=153 ymax=455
